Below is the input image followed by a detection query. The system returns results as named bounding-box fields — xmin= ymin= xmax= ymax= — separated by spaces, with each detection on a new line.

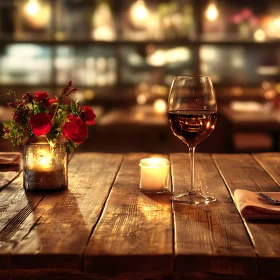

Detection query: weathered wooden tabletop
xmin=1 ymin=152 xmax=280 ymax=280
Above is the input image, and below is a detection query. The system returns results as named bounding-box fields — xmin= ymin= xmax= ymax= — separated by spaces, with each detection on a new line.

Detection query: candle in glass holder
xmin=24 ymin=138 xmax=68 ymax=192
xmin=26 ymin=148 xmax=53 ymax=171
xmin=139 ymin=158 xmax=170 ymax=193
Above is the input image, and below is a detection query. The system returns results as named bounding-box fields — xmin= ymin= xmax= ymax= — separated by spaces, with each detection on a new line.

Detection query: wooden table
xmin=1 ymin=152 xmax=280 ymax=280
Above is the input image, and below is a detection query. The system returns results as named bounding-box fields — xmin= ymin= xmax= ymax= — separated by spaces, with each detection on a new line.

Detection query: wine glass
xmin=167 ymin=75 xmax=218 ymax=204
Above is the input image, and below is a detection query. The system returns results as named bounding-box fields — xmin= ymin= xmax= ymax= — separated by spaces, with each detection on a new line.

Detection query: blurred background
xmin=0 ymin=0 xmax=280 ymax=154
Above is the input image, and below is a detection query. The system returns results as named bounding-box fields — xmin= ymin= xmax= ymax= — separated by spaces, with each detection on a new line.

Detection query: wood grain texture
xmin=253 ymin=152 xmax=280 ymax=187
xmin=0 ymin=174 xmax=45 ymax=270
xmin=213 ymin=153 xmax=279 ymax=196
xmin=84 ymin=153 xmax=173 ymax=276
xmin=2 ymin=152 xmax=280 ymax=279
xmin=214 ymin=153 xmax=280 ymax=278
xmin=0 ymin=153 xmax=123 ymax=271
xmin=251 ymin=153 xmax=280 ymax=277
xmin=0 ymin=165 xmax=22 ymax=191
xmin=171 ymin=153 xmax=257 ymax=278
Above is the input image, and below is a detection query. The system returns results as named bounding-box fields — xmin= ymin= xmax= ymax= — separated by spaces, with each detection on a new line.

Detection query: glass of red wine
xmin=167 ymin=75 xmax=218 ymax=204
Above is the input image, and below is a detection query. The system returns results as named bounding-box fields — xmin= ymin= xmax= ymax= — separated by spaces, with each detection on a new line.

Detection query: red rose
xmin=62 ymin=115 xmax=88 ymax=144
xmin=45 ymin=97 xmax=57 ymax=108
xmin=81 ymin=106 xmax=96 ymax=125
xmin=30 ymin=113 xmax=52 ymax=136
xmin=34 ymin=92 xmax=49 ymax=102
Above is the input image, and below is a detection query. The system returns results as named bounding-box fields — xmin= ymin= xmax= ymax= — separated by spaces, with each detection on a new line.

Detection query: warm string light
xmin=205 ymin=1 xmax=219 ymax=21
xmin=130 ymin=0 xmax=149 ymax=27
xmin=25 ymin=0 xmax=40 ymax=16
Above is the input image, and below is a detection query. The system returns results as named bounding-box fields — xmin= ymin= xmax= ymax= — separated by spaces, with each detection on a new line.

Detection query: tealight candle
xmin=139 ymin=158 xmax=170 ymax=193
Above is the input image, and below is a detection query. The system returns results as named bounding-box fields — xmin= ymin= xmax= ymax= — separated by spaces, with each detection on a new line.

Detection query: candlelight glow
xmin=139 ymin=158 xmax=170 ymax=193
xmin=36 ymin=149 xmax=52 ymax=169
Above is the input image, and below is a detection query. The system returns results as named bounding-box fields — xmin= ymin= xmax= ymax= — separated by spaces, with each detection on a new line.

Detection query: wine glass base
xmin=170 ymin=193 xmax=216 ymax=204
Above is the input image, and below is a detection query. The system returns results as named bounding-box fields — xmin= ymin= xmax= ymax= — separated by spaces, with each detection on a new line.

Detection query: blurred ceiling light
xmin=23 ymin=0 xmax=50 ymax=29
xmin=25 ymin=0 xmax=39 ymax=16
xmin=274 ymin=18 xmax=280 ymax=28
xmin=130 ymin=0 xmax=149 ymax=27
xmin=254 ymin=29 xmax=266 ymax=42
xmin=205 ymin=1 xmax=219 ymax=21
xmin=273 ymin=17 xmax=280 ymax=38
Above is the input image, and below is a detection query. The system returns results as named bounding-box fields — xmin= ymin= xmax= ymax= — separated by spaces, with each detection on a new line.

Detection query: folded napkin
xmin=0 ymin=152 xmax=21 ymax=166
xmin=234 ymin=189 xmax=280 ymax=220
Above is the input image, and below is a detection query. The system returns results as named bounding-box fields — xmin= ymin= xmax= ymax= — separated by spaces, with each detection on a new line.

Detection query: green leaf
xmin=65 ymin=140 xmax=78 ymax=154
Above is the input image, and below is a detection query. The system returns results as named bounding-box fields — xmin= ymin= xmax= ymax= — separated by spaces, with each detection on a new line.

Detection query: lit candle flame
xmin=36 ymin=150 xmax=52 ymax=169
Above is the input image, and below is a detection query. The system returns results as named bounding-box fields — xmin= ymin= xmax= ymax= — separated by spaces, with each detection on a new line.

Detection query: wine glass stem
xmin=188 ymin=146 xmax=196 ymax=195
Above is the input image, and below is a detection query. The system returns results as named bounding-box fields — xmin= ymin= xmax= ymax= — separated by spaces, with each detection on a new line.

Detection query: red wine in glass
xmin=167 ymin=76 xmax=218 ymax=204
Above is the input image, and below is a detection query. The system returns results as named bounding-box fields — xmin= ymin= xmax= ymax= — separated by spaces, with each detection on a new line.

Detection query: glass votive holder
xmin=139 ymin=158 xmax=170 ymax=193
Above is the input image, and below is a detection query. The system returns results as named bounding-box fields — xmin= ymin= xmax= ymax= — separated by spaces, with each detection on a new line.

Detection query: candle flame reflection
xmin=36 ymin=149 xmax=52 ymax=169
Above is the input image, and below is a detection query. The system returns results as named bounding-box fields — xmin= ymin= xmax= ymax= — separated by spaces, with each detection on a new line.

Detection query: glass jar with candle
xmin=23 ymin=136 xmax=68 ymax=192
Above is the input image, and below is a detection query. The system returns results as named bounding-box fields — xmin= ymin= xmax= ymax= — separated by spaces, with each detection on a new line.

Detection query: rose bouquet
xmin=3 ymin=81 xmax=96 ymax=153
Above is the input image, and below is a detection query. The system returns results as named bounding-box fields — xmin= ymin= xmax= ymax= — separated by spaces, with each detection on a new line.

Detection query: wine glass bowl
xmin=167 ymin=75 xmax=218 ymax=204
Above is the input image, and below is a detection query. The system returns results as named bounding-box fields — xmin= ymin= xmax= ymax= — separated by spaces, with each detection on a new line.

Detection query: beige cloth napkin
xmin=0 ymin=152 xmax=21 ymax=166
xmin=234 ymin=189 xmax=280 ymax=220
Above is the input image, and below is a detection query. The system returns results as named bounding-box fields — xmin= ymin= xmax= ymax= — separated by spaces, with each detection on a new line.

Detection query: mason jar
xmin=23 ymin=136 xmax=68 ymax=192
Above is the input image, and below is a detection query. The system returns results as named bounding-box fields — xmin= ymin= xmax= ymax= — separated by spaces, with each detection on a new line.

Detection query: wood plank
xmin=0 ymin=165 xmax=22 ymax=191
xmin=214 ymin=153 xmax=280 ymax=278
xmin=0 ymin=153 xmax=123 ymax=271
xmin=213 ymin=153 xmax=279 ymax=195
xmin=171 ymin=153 xmax=257 ymax=278
xmin=251 ymin=153 xmax=280 ymax=277
xmin=0 ymin=174 xmax=45 ymax=271
xmin=84 ymin=153 xmax=173 ymax=277
xmin=253 ymin=152 xmax=280 ymax=187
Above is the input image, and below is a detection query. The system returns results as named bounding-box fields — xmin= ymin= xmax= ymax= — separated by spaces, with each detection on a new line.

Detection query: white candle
xmin=139 ymin=158 xmax=170 ymax=193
